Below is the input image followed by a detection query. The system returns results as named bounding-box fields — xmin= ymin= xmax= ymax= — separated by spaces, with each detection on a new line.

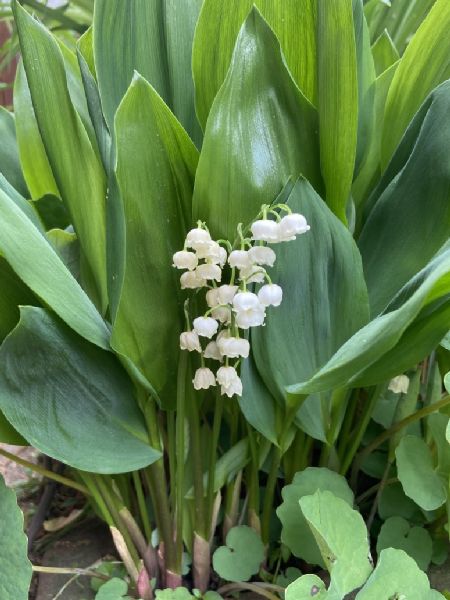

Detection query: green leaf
xmin=13 ymin=62 xmax=59 ymax=200
xmin=112 ymin=73 xmax=198 ymax=405
xmin=0 ymin=107 xmax=28 ymax=197
xmin=317 ymin=0 xmax=358 ymax=222
xmin=46 ymin=229 xmax=80 ymax=279
xmin=239 ymin=351 xmax=279 ymax=445
xmin=355 ymin=548 xmax=444 ymax=600
xmin=371 ymin=30 xmax=399 ymax=76
xmin=0 ymin=409 xmax=27 ymax=445
xmin=0 ymin=186 xmax=109 ymax=350
xmin=427 ymin=413 xmax=450 ymax=478
xmin=378 ymin=483 xmax=421 ymax=521
xmin=252 ymin=179 xmax=368 ymax=427
xmin=285 ymin=574 xmax=328 ymax=600
xmin=193 ymin=0 xmax=317 ymax=128
xmin=14 ymin=1 xmax=108 ymax=312
xmin=0 ymin=257 xmax=36 ymax=342
xmin=287 ymin=247 xmax=450 ymax=396
xmin=93 ymin=0 xmax=202 ymax=145
xmin=0 ymin=171 xmax=43 ymax=232
xmin=0 ymin=307 xmax=160 ymax=473
xmin=359 ymin=81 xmax=450 ymax=315
xmin=277 ymin=468 xmax=354 ymax=567
xmin=155 ymin=588 xmax=194 ymax=600
xmin=212 ymin=526 xmax=265 ymax=582
xmin=395 ymin=435 xmax=447 ymax=511
xmin=381 ymin=0 xmax=450 ymax=167
xmin=377 ymin=516 xmax=433 ymax=571
xmin=95 ymin=578 xmax=130 ymax=600
xmin=192 ymin=8 xmax=321 ymax=242
xmin=0 ymin=474 xmax=32 ymax=599
xmin=300 ymin=490 xmax=373 ymax=597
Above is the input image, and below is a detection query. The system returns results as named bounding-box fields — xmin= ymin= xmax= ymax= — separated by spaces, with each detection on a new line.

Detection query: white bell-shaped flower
xmin=173 ymin=250 xmax=198 ymax=271
xmin=258 ymin=283 xmax=283 ymax=307
xmin=193 ymin=367 xmax=216 ymax=390
xmin=193 ymin=316 xmax=219 ymax=338
xmin=217 ymin=336 xmax=250 ymax=359
xmin=218 ymin=246 xmax=228 ymax=267
xmin=179 ymin=331 xmax=201 ymax=352
xmin=212 ymin=306 xmax=231 ymax=324
xmin=203 ymin=341 xmax=223 ymax=361
xmin=216 ymin=366 xmax=243 ymax=397
xmin=185 ymin=228 xmax=211 ymax=250
xmin=279 ymin=213 xmax=310 ymax=237
xmin=240 ymin=265 xmax=266 ymax=284
xmin=233 ymin=292 xmax=266 ymax=328
xmin=228 ymin=250 xmax=252 ymax=269
xmin=206 ymin=288 xmax=220 ymax=308
xmin=217 ymin=285 xmax=238 ymax=304
xmin=251 ymin=219 xmax=279 ymax=242
xmin=180 ymin=271 xmax=206 ymax=289
xmin=196 ymin=263 xmax=222 ymax=282
xmin=248 ymin=246 xmax=276 ymax=267
xmin=196 ymin=241 xmax=223 ymax=264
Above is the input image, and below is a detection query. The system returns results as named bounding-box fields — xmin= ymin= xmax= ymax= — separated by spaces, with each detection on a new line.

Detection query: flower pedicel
xmin=174 ymin=202 xmax=310 ymax=397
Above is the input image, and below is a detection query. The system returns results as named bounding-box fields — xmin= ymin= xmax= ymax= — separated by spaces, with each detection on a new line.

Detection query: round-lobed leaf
xmin=212 ymin=525 xmax=265 ymax=582
xmin=376 ymin=516 xmax=433 ymax=571
xmin=285 ymin=574 xmax=328 ymax=600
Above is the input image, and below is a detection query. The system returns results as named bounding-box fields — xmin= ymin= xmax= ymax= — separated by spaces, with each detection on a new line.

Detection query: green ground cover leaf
xmin=212 ymin=525 xmax=265 ymax=582
xmin=95 ymin=578 xmax=131 ymax=600
xmin=355 ymin=548 xmax=444 ymax=600
xmin=193 ymin=8 xmax=321 ymax=242
xmin=0 ymin=307 xmax=159 ymax=473
xmin=285 ymin=574 xmax=328 ymax=600
xmin=0 ymin=475 xmax=32 ymax=600
xmin=112 ymin=73 xmax=198 ymax=406
xmin=376 ymin=516 xmax=433 ymax=571
xmin=300 ymin=490 xmax=373 ymax=597
xmin=395 ymin=435 xmax=447 ymax=511
xmin=277 ymin=468 xmax=354 ymax=567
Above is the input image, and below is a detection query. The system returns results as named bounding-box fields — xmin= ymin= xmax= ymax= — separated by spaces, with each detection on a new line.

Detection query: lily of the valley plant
xmin=0 ymin=0 xmax=450 ymax=599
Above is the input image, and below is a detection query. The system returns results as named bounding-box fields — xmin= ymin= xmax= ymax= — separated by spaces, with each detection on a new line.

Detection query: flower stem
xmin=261 ymin=445 xmax=282 ymax=545
xmin=206 ymin=388 xmax=224 ymax=538
xmin=175 ymin=353 xmax=188 ymax=569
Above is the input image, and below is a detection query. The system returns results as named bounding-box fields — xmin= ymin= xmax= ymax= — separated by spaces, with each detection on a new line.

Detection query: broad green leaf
xmin=359 ymin=81 xmax=450 ymax=315
xmin=300 ymin=490 xmax=373 ymax=597
xmin=317 ymin=0 xmax=358 ymax=222
xmin=285 ymin=574 xmax=328 ymax=600
xmin=0 ymin=474 xmax=32 ymax=599
xmin=287 ymin=248 xmax=450 ymax=396
xmin=193 ymin=8 xmax=321 ymax=242
xmin=212 ymin=526 xmax=265 ymax=582
xmin=239 ymin=351 xmax=279 ymax=445
xmin=378 ymin=482 xmax=421 ymax=522
xmin=355 ymin=548 xmax=444 ymax=600
xmin=93 ymin=0 xmax=202 ymax=145
xmin=155 ymin=588 xmax=194 ymax=600
xmin=0 ymin=307 xmax=160 ymax=474
xmin=0 ymin=107 xmax=28 ymax=197
xmin=371 ymin=29 xmax=399 ymax=76
xmin=193 ymin=0 xmax=317 ymax=128
xmin=428 ymin=413 xmax=450 ymax=477
xmin=396 ymin=435 xmax=447 ymax=511
xmin=253 ymin=179 xmax=368 ymax=423
xmin=0 ymin=186 xmax=109 ymax=350
xmin=95 ymin=578 xmax=130 ymax=600
xmin=381 ymin=0 xmax=450 ymax=167
xmin=13 ymin=62 xmax=59 ymax=200
xmin=14 ymin=1 xmax=108 ymax=312
xmin=46 ymin=229 xmax=80 ymax=279
xmin=277 ymin=468 xmax=354 ymax=567
xmin=112 ymin=73 xmax=198 ymax=405
xmin=376 ymin=516 xmax=432 ymax=571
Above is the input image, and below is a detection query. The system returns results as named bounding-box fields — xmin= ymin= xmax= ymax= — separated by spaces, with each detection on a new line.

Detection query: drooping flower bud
xmin=217 ymin=285 xmax=238 ymax=304
xmin=185 ymin=228 xmax=211 ymax=250
xmin=206 ymin=288 xmax=220 ymax=308
xmin=240 ymin=265 xmax=266 ymax=284
xmin=203 ymin=341 xmax=223 ymax=361
xmin=196 ymin=240 xmax=222 ymax=263
xmin=196 ymin=263 xmax=222 ymax=282
xmin=193 ymin=316 xmax=219 ymax=338
xmin=172 ymin=250 xmax=198 ymax=270
xmin=233 ymin=292 xmax=266 ymax=328
xmin=179 ymin=331 xmax=201 ymax=352
xmin=251 ymin=219 xmax=279 ymax=242
xmin=211 ymin=306 xmax=231 ymax=324
xmin=232 ymin=291 xmax=261 ymax=312
xmin=228 ymin=250 xmax=252 ymax=269
xmin=248 ymin=246 xmax=276 ymax=267
xmin=193 ymin=367 xmax=216 ymax=390
xmin=217 ymin=336 xmax=250 ymax=359
xmin=278 ymin=213 xmax=310 ymax=237
xmin=258 ymin=283 xmax=283 ymax=307
xmin=180 ymin=271 xmax=206 ymax=289
xmin=216 ymin=366 xmax=243 ymax=397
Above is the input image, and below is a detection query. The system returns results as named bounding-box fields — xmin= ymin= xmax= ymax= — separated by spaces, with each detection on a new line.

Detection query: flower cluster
xmin=173 ymin=204 xmax=310 ymax=397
